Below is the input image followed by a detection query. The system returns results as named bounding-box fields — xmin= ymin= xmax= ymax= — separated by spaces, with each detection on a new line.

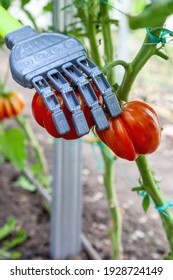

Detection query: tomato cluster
xmin=0 ymin=92 xmax=25 ymax=121
xmin=32 ymin=83 xmax=102 ymax=140
xmin=32 ymin=84 xmax=161 ymax=160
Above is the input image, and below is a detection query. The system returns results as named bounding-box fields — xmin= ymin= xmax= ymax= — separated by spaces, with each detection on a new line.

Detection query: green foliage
xmin=2 ymin=229 xmax=27 ymax=249
xmin=14 ymin=175 xmax=36 ymax=192
xmin=164 ymin=252 xmax=173 ymax=260
xmin=20 ymin=6 xmax=39 ymax=31
xmin=0 ymin=127 xmax=27 ymax=171
xmin=129 ymin=0 xmax=173 ymax=29
xmin=0 ymin=36 xmax=4 ymax=48
xmin=43 ymin=1 xmax=53 ymax=12
xmin=142 ymin=194 xmax=150 ymax=213
xmin=0 ymin=0 xmax=13 ymax=10
xmin=0 ymin=0 xmax=14 ymax=47
xmin=132 ymin=0 xmax=148 ymax=14
xmin=21 ymin=0 xmax=30 ymax=6
xmin=0 ymin=249 xmax=22 ymax=259
xmin=74 ymin=0 xmax=87 ymax=9
xmin=0 ymin=216 xmax=16 ymax=240
xmin=43 ymin=202 xmax=51 ymax=214
xmin=0 ymin=217 xmax=27 ymax=260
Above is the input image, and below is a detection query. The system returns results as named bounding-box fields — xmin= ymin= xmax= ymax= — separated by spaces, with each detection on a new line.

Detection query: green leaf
xmin=142 ymin=195 xmax=150 ymax=213
xmin=0 ymin=153 xmax=5 ymax=164
xmin=0 ymin=249 xmax=22 ymax=260
xmin=14 ymin=175 xmax=36 ymax=192
xmin=0 ymin=37 xmax=4 ymax=48
xmin=0 ymin=128 xmax=27 ymax=171
xmin=43 ymin=202 xmax=51 ymax=214
xmin=129 ymin=1 xmax=173 ymax=29
xmin=0 ymin=217 xmax=16 ymax=240
xmin=0 ymin=0 xmax=13 ymax=9
xmin=43 ymin=1 xmax=53 ymax=12
xmin=21 ymin=0 xmax=30 ymax=7
xmin=164 ymin=252 xmax=173 ymax=260
xmin=132 ymin=186 xmax=145 ymax=192
xmin=108 ymin=19 xmax=119 ymax=26
xmin=31 ymin=162 xmax=42 ymax=174
xmin=3 ymin=229 xmax=27 ymax=249
xmin=10 ymin=251 xmax=22 ymax=259
xmin=61 ymin=4 xmax=73 ymax=11
xmin=73 ymin=0 xmax=87 ymax=9
xmin=132 ymin=0 xmax=148 ymax=14
xmin=21 ymin=7 xmax=39 ymax=31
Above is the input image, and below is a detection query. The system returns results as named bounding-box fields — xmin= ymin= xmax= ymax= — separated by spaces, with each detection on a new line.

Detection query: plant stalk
xmin=117 ymin=35 xmax=157 ymax=101
xmin=100 ymin=0 xmax=115 ymax=85
xmin=85 ymin=1 xmax=122 ymax=259
xmin=85 ymin=11 xmax=102 ymax=68
xmin=83 ymin=0 xmax=102 ymax=68
xmin=15 ymin=116 xmax=48 ymax=177
xmin=136 ymin=156 xmax=173 ymax=259
xmin=118 ymin=27 xmax=173 ymax=258
xmin=100 ymin=145 xmax=122 ymax=259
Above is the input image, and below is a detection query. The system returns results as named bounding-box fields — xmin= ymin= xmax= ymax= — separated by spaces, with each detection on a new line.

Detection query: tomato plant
xmin=96 ymin=100 xmax=161 ymax=161
xmin=0 ymin=92 xmax=24 ymax=121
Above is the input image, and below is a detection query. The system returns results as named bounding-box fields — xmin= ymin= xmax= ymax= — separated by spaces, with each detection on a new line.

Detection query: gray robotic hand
xmin=5 ymin=26 xmax=121 ymax=137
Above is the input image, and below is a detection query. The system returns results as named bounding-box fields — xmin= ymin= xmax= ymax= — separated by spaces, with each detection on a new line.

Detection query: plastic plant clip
xmin=0 ymin=6 xmax=122 ymax=136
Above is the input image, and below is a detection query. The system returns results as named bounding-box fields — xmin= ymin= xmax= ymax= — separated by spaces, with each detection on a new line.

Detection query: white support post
xmin=50 ymin=0 xmax=83 ymax=259
xmin=50 ymin=139 xmax=82 ymax=259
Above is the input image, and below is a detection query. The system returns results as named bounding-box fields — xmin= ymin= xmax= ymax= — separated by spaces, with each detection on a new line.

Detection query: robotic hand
xmin=0 ymin=6 xmax=121 ymax=138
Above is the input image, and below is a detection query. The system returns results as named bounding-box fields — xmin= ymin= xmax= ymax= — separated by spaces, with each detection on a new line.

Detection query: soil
xmin=0 ymin=48 xmax=173 ymax=260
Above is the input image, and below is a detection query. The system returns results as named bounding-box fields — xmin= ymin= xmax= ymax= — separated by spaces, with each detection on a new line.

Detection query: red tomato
xmin=43 ymin=108 xmax=81 ymax=140
xmin=31 ymin=80 xmax=104 ymax=139
xmin=43 ymin=91 xmax=93 ymax=140
xmin=96 ymin=100 xmax=161 ymax=161
xmin=31 ymin=92 xmax=46 ymax=127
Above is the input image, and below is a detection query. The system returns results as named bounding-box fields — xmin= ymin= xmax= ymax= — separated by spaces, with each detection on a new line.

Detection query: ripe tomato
xmin=32 ymin=80 xmax=103 ymax=139
xmin=43 ymin=91 xmax=94 ymax=140
xmin=0 ymin=92 xmax=25 ymax=121
xmin=31 ymin=92 xmax=46 ymax=127
xmin=96 ymin=100 xmax=161 ymax=161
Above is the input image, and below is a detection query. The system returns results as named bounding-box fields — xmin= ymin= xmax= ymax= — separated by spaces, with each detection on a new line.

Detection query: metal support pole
xmin=50 ymin=139 xmax=82 ymax=259
xmin=50 ymin=0 xmax=83 ymax=259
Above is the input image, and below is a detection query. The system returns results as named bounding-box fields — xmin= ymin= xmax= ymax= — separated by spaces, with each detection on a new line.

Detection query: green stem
xmin=15 ymin=116 xmax=48 ymax=177
xmin=136 ymin=156 xmax=173 ymax=259
xmin=100 ymin=0 xmax=115 ymax=85
xmin=117 ymin=35 xmax=157 ymax=101
xmin=86 ymin=13 xmax=102 ymax=68
xmin=102 ymin=59 xmax=129 ymax=75
xmin=86 ymin=1 xmax=122 ymax=258
xmin=21 ymin=6 xmax=39 ymax=32
xmin=118 ymin=26 xmax=173 ymax=258
xmin=86 ymin=0 xmax=122 ymax=258
xmin=100 ymin=144 xmax=122 ymax=259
